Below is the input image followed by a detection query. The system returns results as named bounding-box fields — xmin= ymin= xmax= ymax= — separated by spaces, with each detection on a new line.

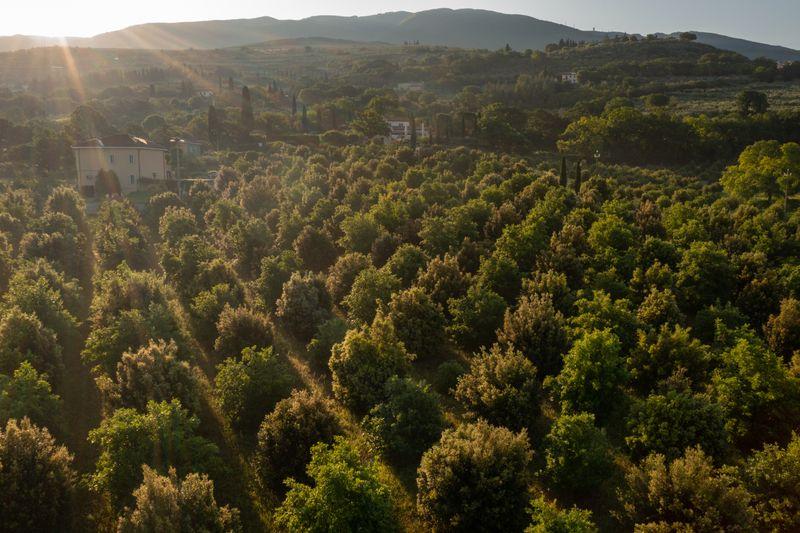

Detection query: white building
xmin=560 ymin=72 xmax=579 ymax=84
xmin=72 ymin=134 xmax=168 ymax=197
xmin=386 ymin=119 xmax=429 ymax=142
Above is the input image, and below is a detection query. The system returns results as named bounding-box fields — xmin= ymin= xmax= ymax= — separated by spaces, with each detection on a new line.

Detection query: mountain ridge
xmin=1 ymin=8 xmax=798 ymax=61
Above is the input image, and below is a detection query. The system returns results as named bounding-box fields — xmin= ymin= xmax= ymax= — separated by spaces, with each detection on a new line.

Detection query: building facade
xmin=72 ymin=134 xmax=168 ymax=196
xmin=386 ymin=119 xmax=429 ymax=142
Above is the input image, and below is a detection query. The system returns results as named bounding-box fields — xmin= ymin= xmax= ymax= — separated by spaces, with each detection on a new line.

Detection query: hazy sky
xmin=5 ymin=0 xmax=800 ymax=49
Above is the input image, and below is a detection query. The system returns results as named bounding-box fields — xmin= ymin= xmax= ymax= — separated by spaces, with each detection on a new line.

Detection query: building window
xmin=130 ymin=175 xmax=135 ymax=184
xmin=109 ymin=154 xmax=114 ymax=163
xmin=129 ymin=154 xmax=134 ymax=164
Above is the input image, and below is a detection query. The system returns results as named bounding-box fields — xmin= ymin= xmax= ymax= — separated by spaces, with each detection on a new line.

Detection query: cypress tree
xmin=291 ymin=94 xmax=297 ymax=117
xmin=559 ymin=156 xmax=568 ymax=187
xmin=574 ymin=160 xmax=582 ymax=194
xmin=410 ymin=114 xmax=417 ymax=150
xmin=240 ymin=86 xmax=254 ymax=134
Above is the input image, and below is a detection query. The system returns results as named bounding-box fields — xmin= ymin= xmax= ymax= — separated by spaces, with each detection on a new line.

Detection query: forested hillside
xmin=1 ymin=34 xmax=800 ymax=532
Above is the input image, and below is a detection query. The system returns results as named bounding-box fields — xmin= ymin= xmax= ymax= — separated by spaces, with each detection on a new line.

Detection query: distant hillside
xmin=0 ymin=8 xmax=798 ymax=61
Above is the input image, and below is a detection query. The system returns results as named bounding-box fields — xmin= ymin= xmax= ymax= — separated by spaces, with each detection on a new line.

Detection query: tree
xmin=447 ymin=284 xmax=507 ymax=352
xmin=214 ymin=347 xmax=295 ymax=434
xmin=387 ymin=287 xmax=446 ymax=360
xmin=721 ymin=140 xmax=800 ymax=202
xmin=0 ymin=363 xmax=62 ymax=433
xmin=383 ymin=244 xmax=427 ymax=287
xmin=118 ymin=466 xmax=241 ymax=533
xmin=679 ymin=32 xmax=698 ymax=41
xmin=626 ymin=387 xmax=729 ymax=461
xmin=240 ymin=85 xmax=253 ymax=134
xmin=343 ymin=267 xmax=401 ymax=325
xmin=293 ymin=226 xmax=338 ymax=273
xmin=741 ymin=433 xmax=800 ymax=532
xmin=363 ymin=376 xmax=444 ymax=461
xmin=574 ymin=160 xmax=582 ymax=194
xmin=764 ymin=297 xmax=800 ymax=360
xmin=95 ymin=169 xmax=122 ymax=197
xmin=275 ymin=438 xmax=400 ymax=532
xmin=542 ymin=413 xmax=614 ymax=494
xmin=329 ymin=316 xmax=411 ymax=414
xmin=254 ymin=252 xmax=300 ymax=311
xmin=89 ymin=400 xmax=221 ymax=509
xmin=556 ymin=329 xmax=627 ymax=422
xmin=416 ymin=254 xmax=468 ymax=309
xmin=737 ymin=90 xmax=769 ymax=116
xmin=0 ymin=418 xmax=76 ymax=532
xmin=615 ymin=447 xmax=753 ymax=531
xmin=306 ymin=317 xmax=348 ymax=367
xmin=213 ymin=305 xmax=273 ymax=358
xmin=111 ymin=340 xmax=200 ymax=414
xmin=676 ymin=241 xmax=736 ymax=314
xmin=208 ymin=105 xmax=221 ymax=148
xmin=326 ymin=252 xmax=371 ymax=306
xmin=455 ymin=344 xmax=540 ymax=431
xmin=275 ymin=272 xmax=332 ymax=341
xmin=0 ymin=306 xmax=62 ymax=379
xmin=498 ymin=293 xmax=568 ymax=377
xmin=256 ymin=390 xmax=341 ymax=492
xmin=417 ymin=420 xmax=532 ymax=532
xmin=627 ymin=325 xmax=713 ymax=394
xmin=526 ymin=497 xmax=597 ymax=533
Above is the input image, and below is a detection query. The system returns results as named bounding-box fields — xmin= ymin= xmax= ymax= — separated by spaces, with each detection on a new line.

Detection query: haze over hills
xmin=0 ymin=8 xmax=798 ymax=61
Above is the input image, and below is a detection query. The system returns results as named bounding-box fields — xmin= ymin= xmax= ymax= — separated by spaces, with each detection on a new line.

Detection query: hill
xmin=0 ymin=9 xmax=798 ymax=61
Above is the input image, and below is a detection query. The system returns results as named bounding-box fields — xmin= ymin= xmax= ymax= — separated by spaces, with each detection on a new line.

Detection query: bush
xmin=275 ymin=438 xmax=400 ymax=532
xmin=455 ymin=344 xmax=540 ymax=431
xmin=417 ymin=254 xmax=468 ymax=309
xmin=363 ymin=377 xmax=444 ymax=461
xmin=542 ymin=413 xmax=614 ymax=494
xmin=383 ymin=244 xmax=428 ymax=287
xmin=118 ymin=466 xmax=241 ymax=533
xmin=215 ymin=347 xmax=295 ymax=434
xmin=275 ymin=272 xmax=332 ymax=341
xmin=526 ymin=497 xmax=598 ymax=533
xmin=329 ymin=315 xmax=412 ymax=414
xmin=741 ymin=433 xmax=800 ymax=532
xmin=213 ymin=305 xmax=273 ymax=357
xmin=387 ymin=287 xmax=446 ymax=360
xmin=417 ymin=420 xmax=532 ymax=532
xmin=256 ymin=390 xmax=341 ymax=492
xmin=293 ymin=226 xmax=339 ymax=272
xmin=764 ymin=298 xmax=800 ymax=360
xmin=0 ymin=418 xmax=76 ymax=532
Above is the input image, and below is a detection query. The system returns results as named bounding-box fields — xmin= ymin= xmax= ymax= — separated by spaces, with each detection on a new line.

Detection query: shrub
xmin=498 ymin=293 xmax=568 ymax=377
xmin=294 ymin=226 xmax=339 ymax=273
xmin=326 ymin=252 xmax=371 ymax=306
xmin=447 ymin=284 xmax=507 ymax=352
xmin=0 ymin=307 xmax=63 ymax=379
xmin=342 ymin=266 xmax=401 ymax=325
xmin=526 ymin=497 xmax=598 ymax=533
xmin=0 ymin=362 xmax=63 ymax=433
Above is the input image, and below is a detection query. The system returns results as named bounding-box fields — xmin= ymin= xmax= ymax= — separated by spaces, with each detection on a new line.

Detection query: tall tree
xmin=240 ymin=86 xmax=254 ymax=134
xmin=560 ymin=156 xmax=568 ymax=187
xmin=574 ymin=160 xmax=583 ymax=194
xmin=207 ymin=105 xmax=220 ymax=149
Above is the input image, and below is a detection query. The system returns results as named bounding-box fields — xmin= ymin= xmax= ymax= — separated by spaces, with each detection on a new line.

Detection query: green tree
xmin=741 ymin=433 xmax=800 ymax=532
xmin=117 ymin=466 xmax=241 ymax=533
xmin=256 ymin=390 xmax=341 ymax=492
xmin=736 ymin=90 xmax=769 ymax=116
xmin=213 ymin=305 xmax=273 ymax=358
xmin=542 ymin=413 xmax=615 ymax=494
xmin=498 ymin=293 xmax=568 ymax=377
xmin=89 ymin=400 xmax=222 ymax=509
xmin=240 ymin=86 xmax=253 ymax=134
xmin=214 ymin=347 xmax=295 ymax=434
xmin=417 ymin=420 xmax=532 ymax=532
xmin=387 ymin=287 xmax=446 ymax=360
xmin=343 ymin=267 xmax=401 ymax=325
xmin=455 ymin=344 xmax=540 ymax=431
xmin=275 ymin=438 xmax=399 ymax=532
xmin=447 ymin=284 xmax=507 ymax=352
xmin=526 ymin=497 xmax=597 ymax=533
xmin=0 ymin=362 xmax=62 ymax=434
xmin=363 ymin=376 xmax=444 ymax=462
xmin=276 ymin=272 xmax=332 ymax=341
xmin=557 ymin=329 xmax=627 ymax=422
xmin=0 ymin=418 xmax=76 ymax=532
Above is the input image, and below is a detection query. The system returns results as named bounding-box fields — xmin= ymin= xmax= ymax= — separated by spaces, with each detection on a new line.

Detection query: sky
xmin=4 ymin=0 xmax=800 ymax=49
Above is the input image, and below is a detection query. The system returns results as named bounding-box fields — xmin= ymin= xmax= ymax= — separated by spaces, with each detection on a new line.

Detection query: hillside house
xmin=386 ymin=119 xmax=429 ymax=142
xmin=560 ymin=71 xmax=579 ymax=84
xmin=72 ymin=134 xmax=168 ymax=197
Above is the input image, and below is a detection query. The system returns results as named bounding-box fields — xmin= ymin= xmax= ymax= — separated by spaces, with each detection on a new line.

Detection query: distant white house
xmin=386 ymin=119 xmax=429 ymax=142
xmin=396 ymin=82 xmax=425 ymax=92
xmin=72 ymin=134 xmax=168 ymax=197
xmin=198 ymin=90 xmax=215 ymax=99
xmin=560 ymin=72 xmax=579 ymax=84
